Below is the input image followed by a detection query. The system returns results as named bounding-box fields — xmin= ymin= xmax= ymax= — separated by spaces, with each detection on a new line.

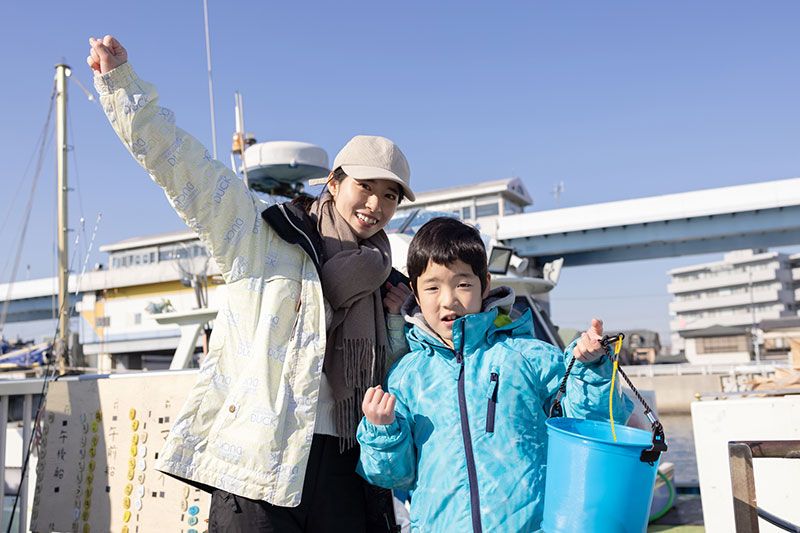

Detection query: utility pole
xmin=55 ymin=64 xmax=70 ymax=374
xmin=748 ymin=268 xmax=761 ymax=364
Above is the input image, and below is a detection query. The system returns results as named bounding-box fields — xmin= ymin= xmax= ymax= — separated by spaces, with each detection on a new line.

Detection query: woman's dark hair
xmin=407 ymin=217 xmax=488 ymax=293
xmin=291 ymin=167 xmax=403 ymax=213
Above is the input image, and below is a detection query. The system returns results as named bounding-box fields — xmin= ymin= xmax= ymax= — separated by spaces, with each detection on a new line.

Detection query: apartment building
xmin=668 ymin=249 xmax=797 ymax=363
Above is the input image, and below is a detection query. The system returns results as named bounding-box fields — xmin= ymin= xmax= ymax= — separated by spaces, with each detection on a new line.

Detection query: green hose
xmin=648 ymin=470 xmax=676 ymax=522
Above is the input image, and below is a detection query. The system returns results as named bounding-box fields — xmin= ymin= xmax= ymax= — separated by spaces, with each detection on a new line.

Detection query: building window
xmin=95 ymin=316 xmax=111 ymax=328
xmin=133 ymin=313 xmax=142 ymax=325
xmin=696 ymin=335 xmax=748 ymax=354
xmin=475 ymin=203 xmax=499 ymax=217
xmin=462 ymin=206 xmax=473 ymax=219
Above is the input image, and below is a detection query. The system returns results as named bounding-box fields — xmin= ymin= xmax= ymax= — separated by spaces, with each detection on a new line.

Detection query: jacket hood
xmin=402 ymin=286 xmax=534 ymax=354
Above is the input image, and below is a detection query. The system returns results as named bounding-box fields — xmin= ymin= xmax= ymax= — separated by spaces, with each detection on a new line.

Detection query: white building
xmin=793 ymin=252 xmax=800 ymax=302
xmin=668 ymin=249 xmax=797 ymax=363
xmin=0 ymin=230 xmax=223 ymax=371
xmin=396 ymin=177 xmax=532 ymax=238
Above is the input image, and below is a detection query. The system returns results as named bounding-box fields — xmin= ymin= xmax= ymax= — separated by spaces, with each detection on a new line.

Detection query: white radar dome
xmin=243 ymin=141 xmax=330 ymax=196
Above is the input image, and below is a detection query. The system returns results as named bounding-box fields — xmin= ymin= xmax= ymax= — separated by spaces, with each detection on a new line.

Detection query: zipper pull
xmin=486 ymin=371 xmax=499 ymax=434
xmin=486 ymin=372 xmax=499 ymax=399
xmin=289 ymin=299 xmax=302 ymax=341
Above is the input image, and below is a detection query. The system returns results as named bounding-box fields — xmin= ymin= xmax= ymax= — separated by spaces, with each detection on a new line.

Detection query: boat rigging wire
xmin=6 ymin=211 xmax=103 ymax=533
xmin=6 ymin=316 xmax=59 ymax=533
xmin=2 ymin=72 xmax=104 ymax=527
xmin=0 ymin=94 xmax=58 ymax=239
xmin=75 ymin=213 xmax=103 ymax=287
xmin=69 ymin=75 xmax=96 ymax=104
xmin=0 ymin=83 xmax=57 ymax=333
xmin=68 ymin=101 xmax=88 ymax=264
xmin=67 ymin=105 xmax=86 ymax=223
xmin=0 ymin=85 xmax=57 ymax=279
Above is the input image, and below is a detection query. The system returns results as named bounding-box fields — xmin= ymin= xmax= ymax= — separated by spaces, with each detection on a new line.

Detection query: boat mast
xmin=234 ymin=92 xmax=250 ymax=185
xmin=55 ymin=63 xmax=70 ymax=374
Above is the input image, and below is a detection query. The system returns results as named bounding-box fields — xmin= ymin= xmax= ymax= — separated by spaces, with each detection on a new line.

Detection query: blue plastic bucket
xmin=542 ymin=417 xmax=660 ymax=533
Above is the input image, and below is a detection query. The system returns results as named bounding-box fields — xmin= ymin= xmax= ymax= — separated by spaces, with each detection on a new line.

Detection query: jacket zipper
xmin=289 ymin=298 xmax=302 ymax=342
xmin=277 ymin=203 xmax=320 ymax=266
xmin=486 ymin=372 xmax=499 ymax=434
xmin=454 ymin=321 xmax=483 ymax=533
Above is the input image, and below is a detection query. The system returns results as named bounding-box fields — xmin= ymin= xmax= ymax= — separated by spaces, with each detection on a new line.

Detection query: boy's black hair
xmin=407 ymin=217 xmax=488 ymax=293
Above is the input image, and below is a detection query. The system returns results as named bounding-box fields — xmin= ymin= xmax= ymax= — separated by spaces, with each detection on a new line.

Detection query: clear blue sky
xmin=2 ymin=1 xmax=800 ymax=344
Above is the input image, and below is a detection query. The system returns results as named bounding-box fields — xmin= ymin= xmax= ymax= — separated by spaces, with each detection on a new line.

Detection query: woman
xmin=88 ymin=35 xmax=413 ymax=532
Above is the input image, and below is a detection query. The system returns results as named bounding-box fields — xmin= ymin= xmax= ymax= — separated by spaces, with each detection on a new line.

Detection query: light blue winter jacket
xmin=357 ymin=287 xmax=633 ymax=532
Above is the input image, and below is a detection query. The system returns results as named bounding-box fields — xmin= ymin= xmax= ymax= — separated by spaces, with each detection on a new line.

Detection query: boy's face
xmin=415 ymin=259 xmax=490 ymax=349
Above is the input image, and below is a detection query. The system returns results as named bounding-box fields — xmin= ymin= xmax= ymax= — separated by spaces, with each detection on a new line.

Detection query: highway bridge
xmin=497 ymin=177 xmax=800 ymax=266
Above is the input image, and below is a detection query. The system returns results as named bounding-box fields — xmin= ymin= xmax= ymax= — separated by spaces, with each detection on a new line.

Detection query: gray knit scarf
xmin=311 ymin=192 xmax=391 ymax=449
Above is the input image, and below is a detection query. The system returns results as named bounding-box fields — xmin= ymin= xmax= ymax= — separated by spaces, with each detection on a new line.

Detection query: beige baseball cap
xmin=330 ymin=135 xmax=415 ymax=201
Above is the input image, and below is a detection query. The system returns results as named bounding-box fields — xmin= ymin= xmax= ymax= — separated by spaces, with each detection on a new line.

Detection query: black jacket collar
xmin=261 ymin=202 xmax=324 ymax=276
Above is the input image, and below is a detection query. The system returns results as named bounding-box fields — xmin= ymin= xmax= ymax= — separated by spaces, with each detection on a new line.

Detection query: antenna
xmin=202 ymin=0 xmax=218 ymax=159
xmin=175 ymin=242 xmax=210 ymax=309
xmin=551 ymin=181 xmax=565 ymax=206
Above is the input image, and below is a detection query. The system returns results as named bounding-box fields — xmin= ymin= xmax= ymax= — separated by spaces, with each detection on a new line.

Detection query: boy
xmin=357 ymin=217 xmax=633 ymax=532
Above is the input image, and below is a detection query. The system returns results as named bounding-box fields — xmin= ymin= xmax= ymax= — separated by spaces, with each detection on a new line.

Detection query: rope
xmin=549 ymin=355 xmax=576 ymax=418
xmin=558 ymin=356 xmax=577 ymax=396
xmin=608 ymin=336 xmax=623 ymax=442
xmin=616 ymin=365 xmax=656 ymax=415
xmin=609 ymin=359 xmax=619 ymax=441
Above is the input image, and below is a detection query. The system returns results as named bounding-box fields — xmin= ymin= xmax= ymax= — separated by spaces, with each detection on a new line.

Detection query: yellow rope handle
xmin=609 ymin=337 xmax=623 ymax=442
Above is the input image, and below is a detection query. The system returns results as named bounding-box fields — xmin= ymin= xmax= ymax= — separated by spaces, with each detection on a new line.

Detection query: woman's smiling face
xmin=328 ymin=175 xmax=401 ymax=239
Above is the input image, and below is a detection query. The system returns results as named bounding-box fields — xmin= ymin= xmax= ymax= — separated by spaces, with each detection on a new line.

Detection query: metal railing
xmin=0 ymin=370 xmax=201 ymax=532
xmin=0 ymin=377 xmax=43 ymax=533
xmin=622 ymin=361 xmax=781 ymax=378
xmin=729 ymin=440 xmax=800 ymax=532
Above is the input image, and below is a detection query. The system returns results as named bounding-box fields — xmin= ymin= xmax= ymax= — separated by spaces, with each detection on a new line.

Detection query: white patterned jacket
xmin=95 ymin=63 xmax=400 ymax=506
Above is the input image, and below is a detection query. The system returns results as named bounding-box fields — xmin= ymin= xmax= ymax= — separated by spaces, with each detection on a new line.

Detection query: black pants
xmin=208 ymin=434 xmax=397 ymax=532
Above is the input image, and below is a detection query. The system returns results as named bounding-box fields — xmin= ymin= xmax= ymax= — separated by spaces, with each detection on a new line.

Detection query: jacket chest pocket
xmin=485 ymin=369 xmax=499 ymax=434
